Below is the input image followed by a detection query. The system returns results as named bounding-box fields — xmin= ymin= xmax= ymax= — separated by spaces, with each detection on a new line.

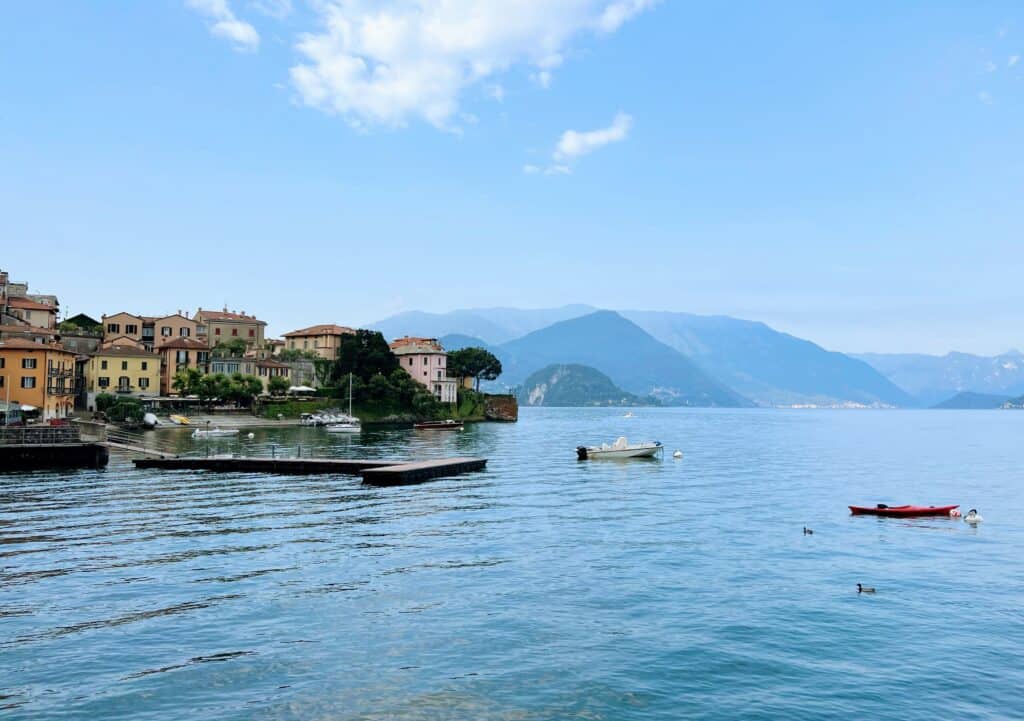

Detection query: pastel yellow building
xmin=83 ymin=344 xmax=161 ymax=410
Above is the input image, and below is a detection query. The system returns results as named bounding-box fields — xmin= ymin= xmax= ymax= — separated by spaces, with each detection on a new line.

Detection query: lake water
xmin=2 ymin=408 xmax=1023 ymax=720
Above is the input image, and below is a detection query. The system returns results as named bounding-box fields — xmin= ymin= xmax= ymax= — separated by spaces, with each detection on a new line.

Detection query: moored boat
xmin=577 ymin=437 xmax=663 ymax=460
xmin=849 ymin=504 xmax=959 ymax=517
xmin=169 ymin=414 xmax=190 ymax=425
xmin=413 ymin=419 xmax=464 ymax=430
xmin=192 ymin=428 xmax=240 ymax=439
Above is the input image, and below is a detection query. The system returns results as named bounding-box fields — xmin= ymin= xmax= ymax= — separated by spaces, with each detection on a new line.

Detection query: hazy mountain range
xmin=371 ymin=305 xmax=1018 ymax=408
xmin=854 ymin=351 xmax=1024 ymax=407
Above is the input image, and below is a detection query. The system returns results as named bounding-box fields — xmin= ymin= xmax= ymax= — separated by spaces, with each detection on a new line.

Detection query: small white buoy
xmin=247 ymin=432 xmax=255 ymax=439
xmin=673 ymin=450 xmax=683 ymax=459
xmin=949 ymin=508 xmax=961 ymax=518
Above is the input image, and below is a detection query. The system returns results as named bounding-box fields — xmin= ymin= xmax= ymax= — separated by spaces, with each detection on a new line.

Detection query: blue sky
xmin=2 ymin=2 xmax=1022 ymax=354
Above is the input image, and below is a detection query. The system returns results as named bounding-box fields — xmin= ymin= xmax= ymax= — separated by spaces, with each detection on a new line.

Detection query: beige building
xmin=83 ymin=344 xmax=160 ymax=409
xmin=7 ymin=296 xmax=58 ymax=329
xmin=102 ymin=312 xmax=202 ymax=352
xmin=195 ymin=308 xmax=266 ymax=349
xmin=389 ymin=337 xmax=459 ymax=403
xmin=283 ymin=324 xmax=355 ymax=359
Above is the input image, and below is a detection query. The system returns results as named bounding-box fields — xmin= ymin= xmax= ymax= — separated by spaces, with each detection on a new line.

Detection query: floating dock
xmin=132 ymin=456 xmax=486 ymax=485
xmin=0 ymin=443 xmax=110 ymax=470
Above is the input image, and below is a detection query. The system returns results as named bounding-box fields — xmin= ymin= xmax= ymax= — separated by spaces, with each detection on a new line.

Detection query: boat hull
xmin=577 ymin=443 xmax=662 ymax=460
xmin=413 ymin=421 xmax=463 ymax=430
xmin=849 ymin=504 xmax=959 ymax=517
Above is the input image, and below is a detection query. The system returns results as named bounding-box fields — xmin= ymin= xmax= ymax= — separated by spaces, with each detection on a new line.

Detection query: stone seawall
xmin=484 ymin=395 xmax=519 ymax=422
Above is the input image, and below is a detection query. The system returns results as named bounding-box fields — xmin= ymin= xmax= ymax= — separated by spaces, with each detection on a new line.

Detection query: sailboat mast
xmin=348 ymin=372 xmax=353 ymax=417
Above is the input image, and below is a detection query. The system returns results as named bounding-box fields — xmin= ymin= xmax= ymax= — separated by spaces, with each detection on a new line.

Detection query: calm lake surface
xmin=2 ymin=408 xmax=1023 ymax=720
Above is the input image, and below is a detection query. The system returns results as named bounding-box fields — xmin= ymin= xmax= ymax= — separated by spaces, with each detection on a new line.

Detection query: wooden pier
xmin=132 ymin=456 xmax=487 ymax=485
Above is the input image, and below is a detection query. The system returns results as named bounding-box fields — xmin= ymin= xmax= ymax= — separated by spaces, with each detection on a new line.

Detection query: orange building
xmin=158 ymin=337 xmax=211 ymax=395
xmin=0 ymin=339 xmax=77 ymax=419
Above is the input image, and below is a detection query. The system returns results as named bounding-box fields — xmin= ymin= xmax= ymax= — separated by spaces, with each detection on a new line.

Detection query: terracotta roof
xmin=390 ymin=336 xmax=444 ymax=353
xmin=0 ymin=324 xmax=56 ymax=336
xmin=8 ymin=297 xmax=56 ymax=311
xmin=283 ymin=324 xmax=356 ymax=338
xmin=0 ymin=338 xmax=69 ymax=352
xmin=196 ymin=309 xmax=266 ymax=323
xmin=91 ymin=346 xmax=158 ymax=358
xmin=160 ymin=337 xmax=210 ymax=350
xmin=256 ymin=359 xmax=290 ymax=368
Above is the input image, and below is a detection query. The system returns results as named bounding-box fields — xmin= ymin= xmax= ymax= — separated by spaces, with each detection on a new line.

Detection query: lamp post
xmin=205 ymin=419 xmax=210 ymax=458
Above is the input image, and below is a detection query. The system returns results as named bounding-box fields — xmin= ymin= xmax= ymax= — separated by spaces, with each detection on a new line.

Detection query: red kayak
xmin=849 ymin=504 xmax=959 ymax=517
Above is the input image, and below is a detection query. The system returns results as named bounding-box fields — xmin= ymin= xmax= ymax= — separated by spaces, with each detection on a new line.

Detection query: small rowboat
xmin=849 ymin=504 xmax=959 ymax=517
xmin=413 ymin=419 xmax=463 ymax=430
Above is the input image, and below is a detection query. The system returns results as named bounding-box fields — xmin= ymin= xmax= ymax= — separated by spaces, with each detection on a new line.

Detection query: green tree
xmin=268 ymin=375 xmax=290 ymax=395
xmin=212 ymin=338 xmax=248 ymax=357
xmin=448 ymin=347 xmax=503 ymax=391
xmin=332 ymin=330 xmax=398 ymax=383
xmin=278 ymin=348 xmax=319 ymax=362
xmin=94 ymin=393 xmax=118 ymax=413
xmin=106 ymin=397 xmax=144 ymax=423
xmin=172 ymin=367 xmax=203 ymax=396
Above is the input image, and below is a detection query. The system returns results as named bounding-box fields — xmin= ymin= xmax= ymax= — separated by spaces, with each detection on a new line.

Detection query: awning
xmin=287 ymin=385 xmax=317 ymax=393
xmin=20 ymin=404 xmax=37 ymax=412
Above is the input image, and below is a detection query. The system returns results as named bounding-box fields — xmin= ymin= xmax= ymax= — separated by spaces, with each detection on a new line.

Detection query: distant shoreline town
xmin=0 ymin=268 xmax=512 ymax=425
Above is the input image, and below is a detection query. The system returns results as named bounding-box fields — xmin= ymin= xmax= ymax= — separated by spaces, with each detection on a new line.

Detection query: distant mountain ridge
xmin=372 ymin=305 xmax=595 ymax=345
xmin=855 ymin=350 xmax=1024 ymax=407
xmin=931 ymin=392 xmax=1011 ymax=410
xmin=622 ymin=310 xmax=916 ymax=407
xmin=371 ymin=305 xmax=979 ymax=408
xmin=498 ymin=311 xmax=752 ymax=407
xmin=517 ymin=364 xmax=653 ymax=407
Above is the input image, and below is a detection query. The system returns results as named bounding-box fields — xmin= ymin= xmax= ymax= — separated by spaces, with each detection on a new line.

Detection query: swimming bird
xmin=803 ymin=527 xmax=813 ymax=535
xmin=673 ymin=450 xmax=683 ymax=459
xmin=857 ymin=583 xmax=876 ymax=594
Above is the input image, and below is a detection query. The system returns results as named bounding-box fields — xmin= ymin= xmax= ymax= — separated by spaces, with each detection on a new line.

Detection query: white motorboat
xmin=623 ymin=411 xmax=634 ymax=418
xmin=577 ymin=437 xmax=663 ymax=460
xmin=192 ymin=427 xmax=240 ymax=438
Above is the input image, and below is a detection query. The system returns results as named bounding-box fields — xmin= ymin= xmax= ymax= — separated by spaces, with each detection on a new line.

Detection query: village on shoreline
xmin=0 ymin=267 xmax=516 ymax=428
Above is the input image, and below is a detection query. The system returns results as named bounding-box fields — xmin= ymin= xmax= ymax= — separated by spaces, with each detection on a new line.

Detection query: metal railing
xmin=0 ymin=425 xmax=82 ymax=445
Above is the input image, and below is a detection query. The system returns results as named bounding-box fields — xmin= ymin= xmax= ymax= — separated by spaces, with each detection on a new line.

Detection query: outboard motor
xmin=576 ymin=446 xmax=588 ymax=461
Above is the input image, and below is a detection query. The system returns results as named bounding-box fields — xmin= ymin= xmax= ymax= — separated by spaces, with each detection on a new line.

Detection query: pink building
xmin=389 ymin=337 xmax=459 ymax=403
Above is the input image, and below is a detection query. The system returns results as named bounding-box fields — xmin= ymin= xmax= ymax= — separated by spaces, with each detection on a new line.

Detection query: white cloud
xmin=488 ymin=84 xmax=505 ymax=102
xmin=554 ymin=112 xmax=632 ymax=161
xmin=597 ymin=0 xmax=659 ymax=33
xmin=289 ymin=1 xmax=657 ymax=129
xmin=531 ymin=70 xmax=553 ymax=88
xmin=978 ymin=90 xmax=993 ymax=104
xmin=1010 ymin=55 xmax=1020 ymax=68
xmin=526 ymin=112 xmax=632 ymax=176
xmin=250 ymin=0 xmax=292 ymax=19
xmin=187 ymin=0 xmax=260 ymax=52
xmin=985 ymin=61 xmax=998 ymax=73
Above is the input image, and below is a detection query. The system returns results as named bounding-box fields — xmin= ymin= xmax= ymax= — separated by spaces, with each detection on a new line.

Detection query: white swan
xmin=673 ymin=450 xmax=683 ymax=459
